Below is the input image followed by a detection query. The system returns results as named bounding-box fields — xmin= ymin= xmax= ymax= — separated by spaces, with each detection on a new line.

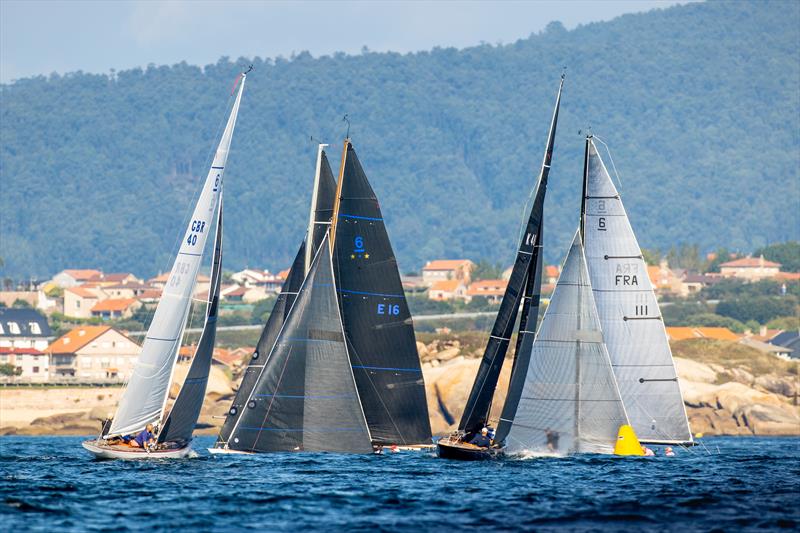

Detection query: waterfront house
xmin=466 ymin=279 xmax=508 ymax=304
xmin=51 ymin=269 xmax=104 ymax=288
xmin=0 ymin=347 xmax=49 ymax=382
xmin=0 ymin=308 xmax=53 ymax=351
xmin=63 ymin=286 xmax=103 ymax=319
xmin=90 ymin=298 xmax=141 ymax=320
xmin=422 ymin=259 xmax=475 ymax=286
xmin=47 ymin=326 xmax=140 ymax=380
xmin=428 ymin=280 xmax=467 ymax=301
xmin=719 ymin=256 xmax=781 ymax=281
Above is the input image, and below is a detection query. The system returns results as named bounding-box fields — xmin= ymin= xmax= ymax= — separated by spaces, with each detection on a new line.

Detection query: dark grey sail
xmin=158 ymin=199 xmax=224 ymax=444
xmin=494 ymin=75 xmax=564 ymax=444
xmin=215 ymin=151 xmax=337 ymax=447
xmin=331 ymin=141 xmax=432 ymax=446
xmin=459 ymin=74 xmax=564 ymax=437
xmin=226 ymin=236 xmax=373 ymax=453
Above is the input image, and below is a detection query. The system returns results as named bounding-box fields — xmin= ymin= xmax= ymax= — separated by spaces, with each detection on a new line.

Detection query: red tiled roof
xmin=467 ymin=279 xmax=507 ymax=296
xmin=430 ymin=280 xmax=462 ymax=292
xmin=666 ymin=327 xmax=741 ymax=342
xmin=66 ymin=287 xmax=100 ymax=298
xmin=63 ymin=269 xmax=103 ymax=280
xmin=91 ymin=298 xmax=138 ymax=312
xmin=545 ymin=265 xmax=560 ymax=278
xmin=719 ymin=257 xmax=781 ymax=268
xmin=423 ymin=259 xmax=473 ymax=271
xmin=0 ymin=347 xmax=44 ymax=355
xmin=47 ymin=326 xmax=111 ymax=353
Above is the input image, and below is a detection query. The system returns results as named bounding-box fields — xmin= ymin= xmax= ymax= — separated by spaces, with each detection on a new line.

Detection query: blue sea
xmin=0 ymin=436 xmax=798 ymax=531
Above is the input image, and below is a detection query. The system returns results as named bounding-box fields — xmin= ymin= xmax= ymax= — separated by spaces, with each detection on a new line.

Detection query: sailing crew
xmin=468 ymin=428 xmax=491 ymax=448
xmin=129 ymin=424 xmax=156 ymax=449
xmin=545 ymin=428 xmax=559 ymax=452
xmin=664 ymin=446 xmax=675 ymax=457
xmin=642 ymin=445 xmax=655 ymax=457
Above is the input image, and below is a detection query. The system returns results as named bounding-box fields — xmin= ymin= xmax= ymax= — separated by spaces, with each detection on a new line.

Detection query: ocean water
xmin=0 ymin=436 xmax=798 ymax=531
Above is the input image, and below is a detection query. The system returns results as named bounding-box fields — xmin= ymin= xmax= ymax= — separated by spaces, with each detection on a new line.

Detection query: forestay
xmin=582 ymin=138 xmax=692 ymax=444
xmin=506 ymin=232 xmax=629 ymax=455
xmin=107 ymin=75 xmax=245 ymax=437
xmin=226 ymin=236 xmax=373 ymax=453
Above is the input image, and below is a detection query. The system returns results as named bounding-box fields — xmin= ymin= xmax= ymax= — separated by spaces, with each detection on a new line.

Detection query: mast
xmin=580 ymin=134 xmax=590 ymax=241
xmin=305 ymin=143 xmax=329 ymax=274
xmin=460 ymin=73 xmax=564 ymax=437
xmin=329 ymin=138 xmax=349 ymax=251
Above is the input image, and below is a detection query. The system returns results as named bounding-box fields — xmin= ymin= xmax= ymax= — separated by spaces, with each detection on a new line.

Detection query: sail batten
xmin=106 ymin=75 xmax=245 ymax=438
xmin=582 ymin=137 xmax=692 ymax=444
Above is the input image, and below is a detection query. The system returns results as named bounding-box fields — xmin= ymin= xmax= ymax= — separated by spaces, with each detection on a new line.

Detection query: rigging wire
xmin=591 ymin=134 xmax=624 ymax=192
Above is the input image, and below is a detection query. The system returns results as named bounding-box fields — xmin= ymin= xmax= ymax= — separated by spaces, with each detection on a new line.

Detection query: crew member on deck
xmin=468 ymin=427 xmax=491 ymax=448
xmin=545 ymin=428 xmax=559 ymax=452
xmin=129 ymin=424 xmax=156 ymax=449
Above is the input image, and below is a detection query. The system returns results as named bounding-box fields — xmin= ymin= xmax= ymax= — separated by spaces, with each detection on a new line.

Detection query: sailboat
xmin=213 ymin=138 xmax=431 ymax=454
xmin=82 ymin=70 xmax=247 ymax=460
xmin=581 ymin=135 xmax=693 ymax=446
xmin=502 ymin=230 xmax=631 ymax=456
xmin=437 ymin=74 xmax=564 ymax=460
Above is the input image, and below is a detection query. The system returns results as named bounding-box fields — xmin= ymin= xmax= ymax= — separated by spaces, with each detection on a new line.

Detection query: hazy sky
xmin=1 ymin=0 xmax=685 ymax=83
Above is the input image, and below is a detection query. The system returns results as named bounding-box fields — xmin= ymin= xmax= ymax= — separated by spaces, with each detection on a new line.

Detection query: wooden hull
xmin=82 ymin=440 xmax=192 ymax=460
xmin=436 ymin=438 xmax=501 ymax=461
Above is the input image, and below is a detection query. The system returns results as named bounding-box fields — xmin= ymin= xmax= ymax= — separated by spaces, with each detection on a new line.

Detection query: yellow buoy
xmin=614 ymin=424 xmax=645 ymax=456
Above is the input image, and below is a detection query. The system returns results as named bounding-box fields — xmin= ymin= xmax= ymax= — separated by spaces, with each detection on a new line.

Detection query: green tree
xmin=754 ymin=241 xmax=800 ymax=272
xmin=0 ymin=363 xmax=21 ymax=377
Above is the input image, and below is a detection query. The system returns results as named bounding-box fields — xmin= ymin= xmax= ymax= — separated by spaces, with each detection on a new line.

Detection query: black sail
xmin=332 ymin=142 xmax=432 ymax=445
xmin=227 ymin=236 xmax=373 ymax=453
xmin=459 ymin=74 xmax=564 ymax=436
xmin=159 ymin=199 xmax=224 ymax=444
xmin=215 ymin=153 xmax=337 ymax=447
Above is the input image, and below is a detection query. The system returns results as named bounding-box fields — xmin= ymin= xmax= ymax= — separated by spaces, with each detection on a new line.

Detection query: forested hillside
xmin=1 ymin=0 xmax=798 ymax=278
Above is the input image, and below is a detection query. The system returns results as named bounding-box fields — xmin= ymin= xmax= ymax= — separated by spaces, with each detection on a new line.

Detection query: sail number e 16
xmin=377 ymin=304 xmax=400 ymax=316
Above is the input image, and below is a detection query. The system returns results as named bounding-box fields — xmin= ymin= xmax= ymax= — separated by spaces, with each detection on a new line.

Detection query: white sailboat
xmin=504 ymin=231 xmax=631 ymax=456
xmin=82 ymin=71 xmax=247 ymax=460
xmin=581 ymin=136 xmax=693 ymax=445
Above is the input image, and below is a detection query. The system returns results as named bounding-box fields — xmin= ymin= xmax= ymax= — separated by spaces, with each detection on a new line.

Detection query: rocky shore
xmin=1 ymin=336 xmax=797 ymax=438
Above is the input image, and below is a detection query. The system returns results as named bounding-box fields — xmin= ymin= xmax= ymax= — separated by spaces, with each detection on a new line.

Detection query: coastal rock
xmin=734 ymin=404 xmax=800 ymax=436
xmin=753 ymin=374 xmax=799 ymax=398
xmin=674 ymin=357 xmax=717 ymax=384
xmin=714 ymin=382 xmax=785 ymax=413
xmin=679 ymin=380 xmax=720 ymax=408
xmin=435 ymin=347 xmax=461 ymax=362
xmin=416 ymin=342 xmax=429 ymax=359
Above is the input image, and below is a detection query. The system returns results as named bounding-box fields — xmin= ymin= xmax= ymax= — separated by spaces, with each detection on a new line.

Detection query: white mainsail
xmin=582 ymin=137 xmax=692 ymax=444
xmin=505 ymin=231 xmax=629 ymax=455
xmin=106 ymin=75 xmax=246 ymax=437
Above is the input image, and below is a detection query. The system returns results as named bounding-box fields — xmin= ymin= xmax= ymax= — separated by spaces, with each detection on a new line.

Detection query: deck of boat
xmin=82 ymin=440 xmax=192 ymax=460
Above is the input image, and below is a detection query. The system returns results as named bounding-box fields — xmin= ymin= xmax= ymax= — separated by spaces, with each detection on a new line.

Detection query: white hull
xmin=207 ymin=447 xmax=253 ymax=455
xmin=82 ymin=440 xmax=193 ymax=460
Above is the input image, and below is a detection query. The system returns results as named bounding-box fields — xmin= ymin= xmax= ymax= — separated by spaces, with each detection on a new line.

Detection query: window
xmin=81 ymin=357 xmax=92 ymax=369
xmin=29 ymin=322 xmax=42 ymax=335
xmin=8 ymin=322 xmax=20 ymax=335
xmin=90 ymin=343 xmax=98 ymax=348
xmin=32 ymin=366 xmax=39 ymax=373
xmin=100 ymin=362 xmax=110 ymax=369
xmin=76 ymin=301 xmax=80 ymax=308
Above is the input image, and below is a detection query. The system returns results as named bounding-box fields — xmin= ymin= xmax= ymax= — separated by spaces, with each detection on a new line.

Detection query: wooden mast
xmin=329 ymin=138 xmax=349 ymax=251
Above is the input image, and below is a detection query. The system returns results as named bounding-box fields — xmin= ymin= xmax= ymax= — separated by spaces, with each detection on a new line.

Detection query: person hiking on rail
xmin=468 ymin=427 xmax=491 ymax=448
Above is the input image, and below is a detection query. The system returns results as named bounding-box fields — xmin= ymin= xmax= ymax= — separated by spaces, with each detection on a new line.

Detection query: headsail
xmin=107 ymin=74 xmax=246 ymax=437
xmin=459 ymin=74 xmax=564 ymax=436
xmin=158 ymin=196 xmax=224 ymax=444
xmin=331 ymin=141 xmax=431 ymax=445
xmin=215 ymin=149 xmax=336 ymax=447
xmin=581 ymin=137 xmax=692 ymax=444
xmin=505 ymin=231 xmax=629 ymax=455
xmin=226 ymin=235 xmax=373 ymax=453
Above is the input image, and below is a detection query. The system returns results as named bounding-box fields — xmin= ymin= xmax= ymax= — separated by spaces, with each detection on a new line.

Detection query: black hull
xmin=436 ymin=440 xmax=500 ymax=461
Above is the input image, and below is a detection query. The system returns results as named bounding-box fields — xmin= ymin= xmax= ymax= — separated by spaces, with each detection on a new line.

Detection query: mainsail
xmin=505 ymin=232 xmax=629 ymax=455
xmin=225 ymin=236 xmax=373 ymax=453
xmin=459 ymin=75 xmax=564 ymax=437
xmin=107 ymin=74 xmax=245 ymax=437
xmin=581 ymin=136 xmax=692 ymax=444
xmin=158 ymin=197 xmax=224 ymax=444
xmin=331 ymin=141 xmax=431 ymax=445
xmin=215 ymin=147 xmax=336 ymax=446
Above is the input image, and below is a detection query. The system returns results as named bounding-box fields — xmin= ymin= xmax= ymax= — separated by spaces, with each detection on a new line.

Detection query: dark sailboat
xmin=213 ymin=146 xmax=337 ymax=451
xmin=437 ymin=74 xmax=564 ymax=460
xmin=330 ymin=140 xmax=432 ymax=447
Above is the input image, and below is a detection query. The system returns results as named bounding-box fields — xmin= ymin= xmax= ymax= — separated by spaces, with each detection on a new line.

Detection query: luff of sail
xmin=158 ymin=195 xmax=224 ymax=444
xmin=226 ymin=235 xmax=373 ymax=453
xmin=332 ymin=141 xmax=431 ymax=446
xmin=107 ymin=74 xmax=246 ymax=437
xmin=459 ymin=74 xmax=564 ymax=436
xmin=494 ymin=74 xmax=564 ymax=444
xmin=505 ymin=231 xmax=629 ymax=455
xmin=215 ymin=149 xmax=337 ymax=447
xmin=581 ymin=137 xmax=692 ymax=444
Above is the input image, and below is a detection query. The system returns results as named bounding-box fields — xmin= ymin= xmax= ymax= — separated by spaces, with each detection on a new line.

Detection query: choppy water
xmin=0 ymin=436 xmax=798 ymax=531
